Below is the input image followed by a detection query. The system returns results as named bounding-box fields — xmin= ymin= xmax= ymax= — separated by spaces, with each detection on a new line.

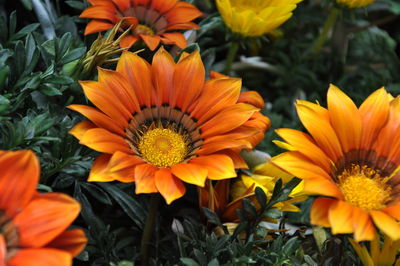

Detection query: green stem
xmin=310 ymin=6 xmax=340 ymax=55
xmin=224 ymin=41 xmax=239 ymax=74
xmin=140 ymin=194 xmax=160 ymax=266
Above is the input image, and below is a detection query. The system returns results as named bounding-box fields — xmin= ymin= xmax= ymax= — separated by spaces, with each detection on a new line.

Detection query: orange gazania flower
xmin=69 ymin=47 xmax=269 ymax=204
xmin=0 ymin=150 xmax=87 ymax=265
xmin=272 ymin=84 xmax=400 ymax=242
xmin=80 ymin=0 xmax=202 ymax=50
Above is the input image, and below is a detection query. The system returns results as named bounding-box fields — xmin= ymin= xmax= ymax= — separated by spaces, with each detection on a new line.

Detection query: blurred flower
xmin=349 ymin=233 xmax=400 ymax=266
xmin=80 ymin=0 xmax=202 ymax=50
xmin=273 ymin=84 xmax=400 ymax=242
xmin=69 ymin=48 xmax=269 ymax=204
xmin=0 ymin=150 xmax=86 ymax=265
xmin=199 ymin=158 xmax=306 ymax=223
xmin=216 ymin=0 xmax=303 ymax=38
xmin=336 ymin=0 xmax=374 ymax=8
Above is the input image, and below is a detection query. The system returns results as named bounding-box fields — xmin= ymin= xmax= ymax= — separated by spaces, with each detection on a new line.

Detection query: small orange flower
xmin=69 ymin=48 xmax=269 ymax=204
xmin=273 ymin=84 xmax=400 ymax=242
xmin=80 ymin=0 xmax=202 ymax=50
xmin=0 ymin=150 xmax=87 ymax=265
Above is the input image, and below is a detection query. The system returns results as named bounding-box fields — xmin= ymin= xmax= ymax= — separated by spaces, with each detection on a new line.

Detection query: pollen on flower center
xmin=338 ymin=165 xmax=392 ymax=211
xmin=133 ymin=24 xmax=155 ymax=36
xmin=138 ymin=128 xmax=187 ymax=168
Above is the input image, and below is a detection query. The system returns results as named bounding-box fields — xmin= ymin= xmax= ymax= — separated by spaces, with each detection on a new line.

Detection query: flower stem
xmin=140 ymin=194 xmax=160 ymax=266
xmin=224 ymin=41 xmax=239 ymax=74
xmin=310 ymin=6 xmax=340 ymax=55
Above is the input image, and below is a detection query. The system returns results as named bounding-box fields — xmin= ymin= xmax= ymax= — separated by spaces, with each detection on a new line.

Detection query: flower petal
xmin=135 ymin=163 xmax=158 ymax=194
xmin=14 ymin=193 xmax=81 ymax=247
xmin=47 ymin=229 xmax=87 ymax=257
xmin=352 ymin=207 xmax=375 ymax=242
xmin=80 ymin=128 xmax=132 ymax=154
xmin=155 ymin=169 xmax=186 ymax=204
xmin=190 ymin=155 xmax=237 ymax=180
xmin=370 ymin=210 xmax=400 ymax=241
xmin=161 ymin=32 xmax=187 ymax=48
xmin=0 ymin=150 xmax=39 ymax=217
xmin=328 ymin=200 xmax=354 ymax=234
xmin=171 ymin=163 xmax=208 ymax=187
xmin=140 ymin=34 xmax=161 ymax=51
xmin=310 ymin=198 xmax=335 ymax=227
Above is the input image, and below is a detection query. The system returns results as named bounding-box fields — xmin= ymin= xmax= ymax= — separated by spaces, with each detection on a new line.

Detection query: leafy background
xmin=0 ymin=0 xmax=399 ymax=265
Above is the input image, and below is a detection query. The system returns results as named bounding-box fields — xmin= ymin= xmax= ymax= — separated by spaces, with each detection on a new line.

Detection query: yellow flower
xmin=349 ymin=233 xmax=400 ymax=266
xmin=216 ymin=0 xmax=303 ymax=37
xmin=336 ymin=0 xmax=374 ymax=8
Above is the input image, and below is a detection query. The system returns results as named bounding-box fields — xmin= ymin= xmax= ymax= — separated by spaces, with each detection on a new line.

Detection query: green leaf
xmin=60 ymin=47 xmax=86 ymax=65
xmin=254 ymin=187 xmax=267 ymax=209
xmin=65 ymin=0 xmax=88 ymax=10
xmin=20 ymin=0 xmax=33 ymax=10
xmin=263 ymin=208 xmax=281 ymax=220
xmin=8 ymin=11 xmax=17 ymax=38
xmin=80 ymin=182 xmax=112 ymax=206
xmin=180 ymin=258 xmax=201 ymax=266
xmin=98 ymin=183 xmax=146 ymax=228
xmin=11 ymin=23 xmax=39 ymax=41
xmin=39 ymin=85 xmax=62 ymax=96
xmin=202 ymin=207 xmax=222 ymax=227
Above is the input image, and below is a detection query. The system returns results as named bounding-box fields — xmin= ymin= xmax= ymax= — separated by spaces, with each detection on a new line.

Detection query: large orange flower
xmin=80 ymin=0 xmax=202 ymax=50
xmin=0 ymin=150 xmax=86 ymax=266
xmin=272 ymin=84 xmax=400 ymax=242
xmin=69 ymin=47 xmax=269 ymax=204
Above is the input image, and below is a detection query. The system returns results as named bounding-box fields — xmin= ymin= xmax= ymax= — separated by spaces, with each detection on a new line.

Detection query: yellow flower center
xmin=138 ymin=128 xmax=187 ymax=168
xmin=133 ymin=24 xmax=155 ymax=36
xmin=338 ymin=165 xmax=392 ymax=210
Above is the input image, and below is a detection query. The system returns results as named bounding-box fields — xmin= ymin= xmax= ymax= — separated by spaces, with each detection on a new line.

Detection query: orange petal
xmin=116 ymin=51 xmax=153 ymax=107
xmin=296 ymin=101 xmax=343 ymax=161
xmin=237 ymin=91 xmax=264 ymax=109
xmin=190 ymin=154 xmax=236 ymax=180
xmin=0 ymin=150 xmax=39 ymax=217
xmin=151 ymin=46 xmax=175 ymax=106
xmin=370 ymin=210 xmax=400 ymax=241
xmin=310 ymin=198 xmax=335 ymax=227
xmin=171 ymin=163 xmax=208 ymax=187
xmin=196 ymin=139 xmax=252 ymax=155
xmin=14 ymin=193 xmax=81 ymax=247
xmin=271 ymin=151 xmax=332 ymax=180
xmin=88 ymin=152 xmax=140 ymax=183
xmin=120 ymin=35 xmax=139 ymax=48
xmin=97 ymin=68 xmax=141 ymax=115
xmin=359 ymin=88 xmax=390 ymax=150
xmin=171 ymin=50 xmax=205 ymax=112
xmin=165 ymin=2 xmax=202 ymax=24
xmin=190 ymin=78 xmax=241 ymax=124
xmin=79 ymin=80 xmax=131 ymax=127
xmin=276 ymin=128 xmax=332 ymax=172
xmin=112 ymin=0 xmax=130 ymax=10
xmin=79 ymin=6 xmax=117 ymax=22
xmin=328 ymin=200 xmax=354 ymax=234
xmin=135 ymin=164 xmax=158 ymax=194
xmin=8 ymin=248 xmax=72 ymax=266
xmin=161 ymin=32 xmax=187 ymax=48
xmin=139 ymin=34 xmax=161 ymax=51
xmin=155 ymin=169 xmax=186 ymax=204
xmin=0 ymin=235 xmax=5 ymax=266
xmin=327 ymin=84 xmax=362 ymax=152
xmin=352 ymin=207 xmax=375 ymax=242
xmin=84 ymin=20 xmax=114 ymax=35
xmin=383 ymin=204 xmax=400 ymax=220
xmin=218 ymin=149 xmax=248 ymax=169
xmin=303 ymin=177 xmax=343 ymax=198
xmin=68 ymin=105 xmax=125 ymax=136
xmin=80 ymin=128 xmax=132 ymax=154
xmin=200 ymin=103 xmax=258 ymax=138
xmin=47 ymin=229 xmax=87 ymax=257
xmin=69 ymin=121 xmax=96 ymax=140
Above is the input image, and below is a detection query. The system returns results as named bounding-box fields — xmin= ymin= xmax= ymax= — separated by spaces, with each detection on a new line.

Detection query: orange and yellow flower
xmin=273 ymin=84 xmax=400 ymax=242
xmin=69 ymin=48 xmax=269 ymax=204
xmin=0 ymin=150 xmax=86 ymax=266
xmin=80 ymin=0 xmax=202 ymax=50
xmin=199 ymin=158 xmax=306 ymax=223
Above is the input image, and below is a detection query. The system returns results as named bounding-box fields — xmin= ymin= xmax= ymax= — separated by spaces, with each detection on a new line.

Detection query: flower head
xmin=336 ymin=0 xmax=374 ymax=8
xmin=69 ymin=47 xmax=269 ymax=204
xmin=216 ymin=0 xmax=303 ymax=38
xmin=199 ymin=158 xmax=305 ymax=223
xmin=273 ymin=84 xmax=400 ymax=242
xmin=80 ymin=0 xmax=202 ymax=50
xmin=0 ymin=150 xmax=86 ymax=265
